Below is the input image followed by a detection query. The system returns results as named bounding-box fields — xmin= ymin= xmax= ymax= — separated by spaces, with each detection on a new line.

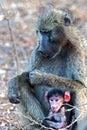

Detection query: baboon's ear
xmin=45 ymin=91 xmax=48 ymax=101
xmin=64 ymin=91 xmax=71 ymax=102
xmin=64 ymin=17 xmax=71 ymax=26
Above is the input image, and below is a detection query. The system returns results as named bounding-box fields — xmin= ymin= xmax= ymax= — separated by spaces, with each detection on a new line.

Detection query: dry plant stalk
xmin=0 ymin=2 xmax=19 ymax=73
xmin=18 ymin=102 xmax=87 ymax=130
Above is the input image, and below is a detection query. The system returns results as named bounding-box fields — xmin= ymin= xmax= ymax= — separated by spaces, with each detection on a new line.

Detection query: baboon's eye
xmin=36 ymin=30 xmax=38 ymax=34
xmin=64 ymin=17 xmax=71 ymax=26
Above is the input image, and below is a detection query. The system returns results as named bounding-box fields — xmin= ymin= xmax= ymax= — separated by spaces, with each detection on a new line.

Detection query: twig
xmin=65 ymin=103 xmax=87 ymax=113
xmin=6 ymin=19 xmax=19 ymax=72
xmin=17 ymin=101 xmax=87 ymax=130
xmin=65 ymin=112 xmax=83 ymax=129
xmin=18 ymin=112 xmax=55 ymax=130
xmin=0 ymin=2 xmax=19 ymax=73
xmin=17 ymin=111 xmax=82 ymax=130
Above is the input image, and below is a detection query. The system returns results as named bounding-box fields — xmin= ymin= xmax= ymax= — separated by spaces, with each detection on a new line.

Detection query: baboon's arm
xmin=29 ymin=49 xmax=87 ymax=91
xmin=29 ymin=70 xmax=86 ymax=91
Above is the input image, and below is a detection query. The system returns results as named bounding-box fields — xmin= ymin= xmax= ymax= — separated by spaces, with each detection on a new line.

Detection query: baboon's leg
xmin=19 ymin=81 xmax=45 ymax=121
xmin=8 ymin=73 xmax=44 ymax=130
xmin=18 ymin=80 xmax=45 ymax=130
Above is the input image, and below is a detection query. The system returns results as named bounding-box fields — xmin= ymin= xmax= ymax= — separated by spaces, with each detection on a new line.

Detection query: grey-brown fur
xmin=8 ymin=8 xmax=87 ymax=130
xmin=77 ymin=118 xmax=87 ymax=130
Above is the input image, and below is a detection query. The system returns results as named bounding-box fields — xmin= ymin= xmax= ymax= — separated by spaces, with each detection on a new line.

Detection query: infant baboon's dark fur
xmin=8 ymin=8 xmax=87 ymax=130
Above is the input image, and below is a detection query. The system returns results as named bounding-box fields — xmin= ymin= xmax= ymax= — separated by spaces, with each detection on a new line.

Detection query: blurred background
xmin=0 ymin=0 xmax=87 ymax=129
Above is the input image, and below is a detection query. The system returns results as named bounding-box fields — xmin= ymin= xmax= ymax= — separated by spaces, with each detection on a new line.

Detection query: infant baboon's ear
xmin=45 ymin=91 xmax=48 ymax=101
xmin=64 ymin=91 xmax=71 ymax=102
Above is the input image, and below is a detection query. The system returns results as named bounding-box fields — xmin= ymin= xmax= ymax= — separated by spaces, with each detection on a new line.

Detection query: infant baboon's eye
xmin=50 ymin=99 xmax=53 ymax=101
xmin=64 ymin=17 xmax=71 ymax=26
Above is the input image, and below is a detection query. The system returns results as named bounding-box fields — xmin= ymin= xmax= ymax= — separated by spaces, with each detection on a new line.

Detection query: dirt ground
xmin=0 ymin=0 xmax=87 ymax=129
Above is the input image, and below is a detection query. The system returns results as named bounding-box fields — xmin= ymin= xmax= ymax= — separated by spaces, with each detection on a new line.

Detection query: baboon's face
xmin=37 ymin=9 xmax=74 ymax=58
xmin=37 ymin=26 xmax=67 ymax=58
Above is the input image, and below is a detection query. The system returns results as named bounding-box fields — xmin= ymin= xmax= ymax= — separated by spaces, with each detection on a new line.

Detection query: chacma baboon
xmin=8 ymin=8 xmax=87 ymax=130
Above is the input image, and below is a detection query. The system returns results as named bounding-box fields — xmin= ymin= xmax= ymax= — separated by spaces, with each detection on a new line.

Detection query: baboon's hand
xmin=8 ymin=72 xmax=29 ymax=104
xmin=29 ymin=70 xmax=43 ymax=85
xmin=8 ymin=77 xmax=21 ymax=104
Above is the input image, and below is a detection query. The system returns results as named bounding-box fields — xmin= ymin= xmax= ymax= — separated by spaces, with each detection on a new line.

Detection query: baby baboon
xmin=42 ymin=88 xmax=71 ymax=130
xmin=8 ymin=8 xmax=87 ymax=130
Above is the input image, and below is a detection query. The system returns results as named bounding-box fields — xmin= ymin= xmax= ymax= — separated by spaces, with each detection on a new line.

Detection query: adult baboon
xmin=8 ymin=8 xmax=87 ymax=130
